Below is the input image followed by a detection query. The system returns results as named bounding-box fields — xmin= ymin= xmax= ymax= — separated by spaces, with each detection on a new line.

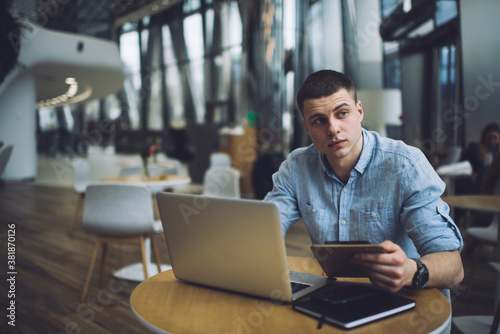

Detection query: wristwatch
xmin=411 ymin=258 xmax=429 ymax=290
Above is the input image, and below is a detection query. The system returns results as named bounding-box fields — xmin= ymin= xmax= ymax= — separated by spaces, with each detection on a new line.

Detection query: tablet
xmin=311 ymin=243 xmax=386 ymax=277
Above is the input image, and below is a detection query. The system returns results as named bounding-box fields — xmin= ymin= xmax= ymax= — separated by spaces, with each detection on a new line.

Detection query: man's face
xmin=485 ymin=131 xmax=500 ymax=149
xmin=301 ymin=89 xmax=364 ymax=167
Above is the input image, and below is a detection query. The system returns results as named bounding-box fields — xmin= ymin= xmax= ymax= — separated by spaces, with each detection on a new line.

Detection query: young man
xmin=265 ymin=70 xmax=463 ymax=294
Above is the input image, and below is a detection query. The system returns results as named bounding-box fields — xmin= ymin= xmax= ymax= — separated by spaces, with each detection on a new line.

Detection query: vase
xmin=142 ymin=158 xmax=149 ymax=180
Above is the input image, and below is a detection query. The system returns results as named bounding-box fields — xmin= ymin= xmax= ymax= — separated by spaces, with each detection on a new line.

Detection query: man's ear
xmin=357 ymin=100 xmax=364 ymax=122
xmin=302 ymin=117 xmax=309 ymax=134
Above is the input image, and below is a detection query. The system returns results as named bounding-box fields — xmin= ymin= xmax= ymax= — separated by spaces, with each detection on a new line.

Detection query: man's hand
xmin=351 ymin=240 xmax=416 ymax=293
xmin=352 ymin=241 xmax=464 ymax=293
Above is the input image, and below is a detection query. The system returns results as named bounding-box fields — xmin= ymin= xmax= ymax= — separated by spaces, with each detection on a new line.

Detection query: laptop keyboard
xmin=291 ymin=282 xmax=311 ymax=293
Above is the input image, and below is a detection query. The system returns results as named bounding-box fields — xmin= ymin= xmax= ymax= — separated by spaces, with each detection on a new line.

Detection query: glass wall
xmin=381 ymin=0 xmax=462 ymax=155
xmin=116 ymin=1 xmax=245 ymax=133
xmin=119 ymin=26 xmax=141 ymax=130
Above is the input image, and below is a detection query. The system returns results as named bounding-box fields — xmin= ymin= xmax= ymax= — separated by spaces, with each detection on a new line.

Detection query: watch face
xmin=413 ymin=259 xmax=429 ymax=289
xmin=418 ymin=269 xmax=429 ymax=288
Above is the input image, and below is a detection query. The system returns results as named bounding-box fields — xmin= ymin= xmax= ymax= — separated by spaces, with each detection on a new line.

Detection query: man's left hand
xmin=351 ymin=240 xmax=416 ymax=293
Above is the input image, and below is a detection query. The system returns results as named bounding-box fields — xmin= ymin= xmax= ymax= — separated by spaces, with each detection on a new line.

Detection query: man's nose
xmin=327 ymin=118 xmax=340 ymax=136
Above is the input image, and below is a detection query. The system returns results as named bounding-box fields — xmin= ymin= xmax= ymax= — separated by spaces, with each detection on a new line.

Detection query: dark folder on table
xmin=293 ymin=284 xmax=415 ymax=329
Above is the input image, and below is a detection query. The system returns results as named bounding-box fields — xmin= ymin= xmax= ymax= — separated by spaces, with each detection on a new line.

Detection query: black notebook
xmin=293 ymin=284 xmax=415 ymax=329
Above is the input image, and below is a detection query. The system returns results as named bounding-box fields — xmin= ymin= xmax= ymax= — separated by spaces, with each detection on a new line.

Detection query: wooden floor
xmin=0 ymin=182 xmax=496 ymax=333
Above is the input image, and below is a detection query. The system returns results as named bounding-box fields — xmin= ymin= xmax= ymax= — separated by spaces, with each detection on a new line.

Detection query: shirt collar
xmin=354 ymin=128 xmax=375 ymax=175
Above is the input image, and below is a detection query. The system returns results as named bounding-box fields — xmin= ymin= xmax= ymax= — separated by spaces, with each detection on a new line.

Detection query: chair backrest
xmin=251 ymin=153 xmax=285 ymax=199
xmin=73 ymin=160 xmax=91 ymax=193
xmin=209 ymin=152 xmax=231 ymax=168
xmin=0 ymin=145 xmax=14 ymax=179
xmin=494 ymin=180 xmax=500 ymax=196
xmin=441 ymin=146 xmax=462 ymax=166
xmin=82 ymin=183 xmax=156 ymax=235
xmin=203 ymin=167 xmax=241 ymax=198
xmin=120 ymin=165 xmax=163 ymax=176
xmin=163 ymin=159 xmax=183 ymax=175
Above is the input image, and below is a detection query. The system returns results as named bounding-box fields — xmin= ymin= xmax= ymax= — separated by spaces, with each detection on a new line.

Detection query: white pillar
xmin=0 ymin=74 xmax=37 ymax=181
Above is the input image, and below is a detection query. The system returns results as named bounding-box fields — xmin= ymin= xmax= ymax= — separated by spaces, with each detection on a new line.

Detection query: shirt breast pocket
xmin=356 ymin=208 xmax=394 ymax=242
xmin=299 ymin=202 xmax=330 ymax=243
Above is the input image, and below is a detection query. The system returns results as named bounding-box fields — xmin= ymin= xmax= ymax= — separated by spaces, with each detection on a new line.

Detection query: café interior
xmin=1 ymin=0 xmax=500 ymax=333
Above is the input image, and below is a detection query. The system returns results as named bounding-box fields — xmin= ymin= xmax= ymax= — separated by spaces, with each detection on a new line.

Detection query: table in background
xmin=130 ymin=257 xmax=451 ymax=334
xmin=101 ymin=174 xmax=191 ymax=194
xmin=442 ymin=195 xmax=500 ymax=228
xmin=101 ymin=174 xmax=191 ymax=282
xmin=442 ymin=195 xmax=500 ymax=332
xmin=439 ymin=173 xmax=475 ymax=197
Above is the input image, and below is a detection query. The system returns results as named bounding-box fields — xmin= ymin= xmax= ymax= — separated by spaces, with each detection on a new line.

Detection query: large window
xmin=119 ymin=28 xmax=141 ymax=129
xmin=183 ymin=13 xmax=205 ymax=123
xmin=162 ymin=25 xmax=185 ymax=128
xmin=116 ymin=1 xmax=244 ymax=131
xmin=435 ymin=44 xmax=458 ymax=148
xmin=435 ymin=0 xmax=457 ymax=27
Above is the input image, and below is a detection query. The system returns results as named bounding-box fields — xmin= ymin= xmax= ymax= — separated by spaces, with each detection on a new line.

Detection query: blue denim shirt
xmin=265 ymin=129 xmax=463 ymax=258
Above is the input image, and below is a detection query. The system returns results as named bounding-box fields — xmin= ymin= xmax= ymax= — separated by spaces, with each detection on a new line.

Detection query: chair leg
xmin=69 ymin=194 xmax=84 ymax=235
xmin=99 ymin=242 xmax=108 ymax=284
xmin=490 ymin=299 xmax=500 ymax=334
xmin=152 ymin=198 xmax=160 ymax=221
xmin=139 ymin=236 xmax=149 ymax=279
xmin=150 ymin=234 xmax=162 ymax=273
xmin=81 ymin=240 xmax=101 ymax=302
xmin=463 ymin=243 xmax=484 ymax=299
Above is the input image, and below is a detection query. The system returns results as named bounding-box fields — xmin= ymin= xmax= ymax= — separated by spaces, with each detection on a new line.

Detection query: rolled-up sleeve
xmin=400 ymin=150 xmax=463 ymax=255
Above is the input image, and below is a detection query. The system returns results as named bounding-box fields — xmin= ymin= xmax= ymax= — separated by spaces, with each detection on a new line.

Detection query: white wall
xmin=0 ymin=21 xmax=124 ymax=181
xmin=322 ymin=0 xmax=344 ymax=72
xmin=355 ymin=0 xmax=383 ymax=89
xmin=460 ymin=0 xmax=500 ymax=145
xmin=401 ymin=53 xmax=425 ymax=149
xmin=0 ymin=74 xmax=37 ymax=180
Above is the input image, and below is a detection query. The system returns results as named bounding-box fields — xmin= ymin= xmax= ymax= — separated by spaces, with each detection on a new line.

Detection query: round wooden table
xmin=130 ymin=257 xmax=451 ymax=334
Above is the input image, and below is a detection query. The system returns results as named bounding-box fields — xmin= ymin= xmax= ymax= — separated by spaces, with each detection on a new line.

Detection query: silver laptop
xmin=156 ymin=192 xmax=331 ymax=302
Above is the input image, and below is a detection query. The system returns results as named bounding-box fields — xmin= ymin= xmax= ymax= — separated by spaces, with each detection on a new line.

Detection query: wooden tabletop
xmin=442 ymin=195 xmax=500 ymax=213
xmin=130 ymin=257 xmax=451 ymax=334
xmin=101 ymin=174 xmax=191 ymax=187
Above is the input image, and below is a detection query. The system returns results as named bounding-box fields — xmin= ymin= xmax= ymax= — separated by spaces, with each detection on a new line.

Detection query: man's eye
xmin=313 ymin=118 xmax=326 ymax=124
xmin=338 ymin=111 xmax=348 ymax=117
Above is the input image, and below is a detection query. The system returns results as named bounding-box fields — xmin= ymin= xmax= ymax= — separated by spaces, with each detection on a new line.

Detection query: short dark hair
xmin=481 ymin=123 xmax=500 ymax=145
xmin=296 ymin=70 xmax=357 ymax=115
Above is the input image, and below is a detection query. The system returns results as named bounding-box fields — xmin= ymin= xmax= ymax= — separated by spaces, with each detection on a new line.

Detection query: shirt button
xmin=341 ymin=220 xmax=346 ymax=225
xmin=343 ymin=188 xmax=348 ymax=193
xmin=371 ymin=212 xmax=376 ymax=218
xmin=312 ymin=209 xmax=316 ymax=213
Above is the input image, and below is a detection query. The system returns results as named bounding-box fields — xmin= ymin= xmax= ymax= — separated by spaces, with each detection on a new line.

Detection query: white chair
xmin=453 ymin=262 xmax=500 ymax=334
xmin=0 ymin=144 xmax=14 ymax=180
xmin=441 ymin=145 xmax=463 ymax=166
xmin=462 ymin=181 xmax=500 ymax=298
xmin=120 ymin=165 xmax=163 ymax=176
xmin=203 ymin=166 xmax=241 ymax=198
xmin=453 ymin=309 xmax=500 ymax=334
xmin=462 ymin=214 xmax=499 ymax=298
xmin=209 ymin=152 xmax=231 ymax=168
xmin=68 ymin=159 xmax=91 ymax=234
xmin=81 ymin=183 xmax=162 ymax=301
xmin=163 ymin=159 xmax=183 ymax=175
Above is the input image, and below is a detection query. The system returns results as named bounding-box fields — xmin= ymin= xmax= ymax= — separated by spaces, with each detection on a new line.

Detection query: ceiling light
xmin=36 ymin=77 xmax=79 ymax=108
